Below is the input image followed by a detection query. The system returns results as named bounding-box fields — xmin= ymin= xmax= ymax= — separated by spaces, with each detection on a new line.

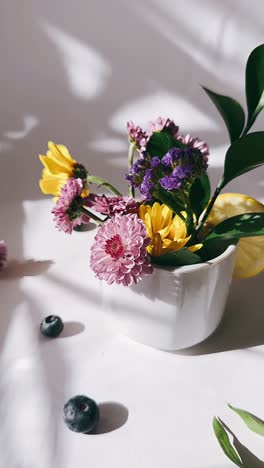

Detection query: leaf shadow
xmin=220 ymin=419 xmax=264 ymax=468
xmin=0 ymin=259 xmax=54 ymax=279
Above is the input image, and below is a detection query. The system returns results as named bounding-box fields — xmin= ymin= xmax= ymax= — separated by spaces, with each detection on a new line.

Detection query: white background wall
xmin=1 ymin=0 xmax=264 ymax=204
xmin=1 ymin=4 xmax=264 ymax=467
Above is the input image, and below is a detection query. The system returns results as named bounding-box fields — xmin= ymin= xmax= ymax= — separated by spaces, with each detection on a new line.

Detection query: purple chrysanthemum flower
xmin=85 ymin=194 xmax=139 ymax=217
xmin=176 ymin=133 xmax=209 ymax=159
xmin=90 ymin=214 xmax=153 ymax=286
xmin=148 ymin=117 xmax=179 ymax=137
xmin=0 ymin=241 xmax=7 ymax=270
xmin=127 ymin=121 xmax=149 ymax=151
xmin=52 ymin=178 xmax=90 ymax=234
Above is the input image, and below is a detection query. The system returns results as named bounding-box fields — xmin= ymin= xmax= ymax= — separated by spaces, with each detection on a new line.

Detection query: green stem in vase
xmin=81 ymin=207 xmax=103 ymax=225
xmin=156 ymin=187 xmax=186 ymax=222
xmin=87 ymin=175 xmax=122 ymax=196
xmin=128 ymin=143 xmax=135 ymax=198
xmin=195 ymin=178 xmax=224 ymax=235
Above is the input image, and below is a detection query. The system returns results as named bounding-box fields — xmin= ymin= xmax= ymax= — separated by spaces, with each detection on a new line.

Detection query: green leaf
xmin=222 ymin=131 xmax=264 ymax=186
xmin=213 ymin=417 xmax=243 ymax=467
xmin=204 ymin=212 xmax=264 ymax=243
xmin=229 ymin=404 xmax=264 ymax=437
xmin=87 ymin=175 xmax=122 ymax=196
xmin=245 ymin=44 xmax=264 ymax=132
xmin=190 ymin=174 xmax=211 ymax=220
xmin=203 ymin=87 xmax=245 ymax=142
xmin=146 ymin=131 xmax=184 ymax=159
xmin=199 ymin=238 xmax=238 ymax=262
xmin=151 ymin=247 xmax=203 ymax=267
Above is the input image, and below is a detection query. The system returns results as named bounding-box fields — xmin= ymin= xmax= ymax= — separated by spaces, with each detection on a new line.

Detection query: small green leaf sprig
xmin=195 ymin=44 xmax=264 ymax=242
xmin=214 ymin=404 xmax=264 ymax=467
xmin=141 ymin=44 xmax=264 ymax=266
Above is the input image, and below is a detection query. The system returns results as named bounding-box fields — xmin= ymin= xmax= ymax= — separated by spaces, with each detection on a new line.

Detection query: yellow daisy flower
xmin=39 ymin=141 xmax=89 ymax=198
xmin=139 ymin=202 xmax=202 ymax=256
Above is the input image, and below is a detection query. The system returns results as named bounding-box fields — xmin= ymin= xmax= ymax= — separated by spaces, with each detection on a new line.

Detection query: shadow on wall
xmin=1 ymin=0 xmax=264 ymax=203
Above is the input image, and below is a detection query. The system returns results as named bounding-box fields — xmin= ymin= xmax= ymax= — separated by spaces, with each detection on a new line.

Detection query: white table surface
xmin=0 ymin=198 xmax=263 ymax=468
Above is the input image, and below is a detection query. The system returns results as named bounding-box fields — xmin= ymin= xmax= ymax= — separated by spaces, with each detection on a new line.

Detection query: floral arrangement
xmin=39 ymin=44 xmax=264 ymax=286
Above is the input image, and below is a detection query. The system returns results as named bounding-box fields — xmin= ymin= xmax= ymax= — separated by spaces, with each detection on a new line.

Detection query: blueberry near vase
xmin=101 ymin=245 xmax=236 ymax=351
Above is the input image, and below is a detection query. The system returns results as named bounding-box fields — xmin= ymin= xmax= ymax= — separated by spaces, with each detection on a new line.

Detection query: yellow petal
xmin=163 ymin=236 xmax=190 ymax=252
xmin=39 ymin=154 xmax=73 ymax=176
xmin=158 ymin=224 xmax=172 ymax=240
xmin=150 ymin=233 xmax=163 ymax=256
xmin=151 ymin=202 xmax=162 ymax=233
xmin=40 ymin=141 xmax=77 ymax=174
xmin=139 ymin=204 xmax=147 ymax=220
xmin=161 ymin=204 xmax=173 ymax=227
xmin=39 ymin=171 xmax=68 ymax=196
xmin=48 ymin=142 xmax=73 ymax=161
xmin=188 ymin=244 xmax=203 ymax=253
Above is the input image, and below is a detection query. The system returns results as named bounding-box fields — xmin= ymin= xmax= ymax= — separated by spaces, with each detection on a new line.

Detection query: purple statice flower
xmin=183 ymin=147 xmax=208 ymax=173
xmin=159 ymin=175 xmax=182 ymax=191
xmin=161 ymin=147 xmax=183 ymax=167
xmin=126 ymin=153 xmax=162 ymax=200
xmin=127 ymin=121 xmax=149 ymax=151
xmin=176 ymin=133 xmax=209 ymax=159
xmin=52 ymin=178 xmax=90 ymax=234
xmin=160 ymin=165 xmax=194 ymax=192
xmin=150 ymin=156 xmax=160 ymax=168
xmin=148 ymin=117 xmax=179 ymax=137
xmin=0 ymin=241 xmax=7 ymax=270
xmin=125 ymin=152 xmax=152 ymax=188
xmin=140 ymin=169 xmax=156 ymax=201
xmin=90 ymin=213 xmax=153 ymax=286
xmin=85 ymin=194 xmax=139 ymax=217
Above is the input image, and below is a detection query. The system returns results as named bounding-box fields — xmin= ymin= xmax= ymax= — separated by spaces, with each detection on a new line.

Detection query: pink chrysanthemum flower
xmin=147 ymin=117 xmax=179 ymax=137
xmin=127 ymin=121 xmax=149 ymax=151
xmin=52 ymin=178 xmax=90 ymax=234
xmin=90 ymin=214 xmax=153 ymax=286
xmin=0 ymin=240 xmax=7 ymax=270
xmin=176 ymin=133 xmax=209 ymax=159
xmin=86 ymin=194 xmax=139 ymax=217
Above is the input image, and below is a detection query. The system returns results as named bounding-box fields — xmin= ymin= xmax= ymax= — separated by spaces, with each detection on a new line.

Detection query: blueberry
xmin=40 ymin=315 xmax=64 ymax=338
xmin=63 ymin=395 xmax=100 ymax=433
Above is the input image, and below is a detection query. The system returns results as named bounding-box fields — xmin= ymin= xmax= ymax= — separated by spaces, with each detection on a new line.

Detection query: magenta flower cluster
xmin=86 ymin=194 xmax=139 ymax=217
xmin=90 ymin=214 xmax=153 ymax=286
xmin=52 ymin=178 xmax=90 ymax=234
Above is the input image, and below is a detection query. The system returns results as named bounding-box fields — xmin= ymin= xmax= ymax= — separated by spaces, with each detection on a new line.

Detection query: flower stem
xmin=128 ymin=143 xmax=135 ymax=198
xmin=81 ymin=207 xmax=103 ymax=225
xmin=156 ymin=188 xmax=186 ymax=222
xmin=195 ymin=178 xmax=224 ymax=235
xmin=87 ymin=175 xmax=122 ymax=196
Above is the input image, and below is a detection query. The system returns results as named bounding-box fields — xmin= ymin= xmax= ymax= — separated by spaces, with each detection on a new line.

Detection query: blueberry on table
xmin=63 ymin=395 xmax=100 ymax=433
xmin=40 ymin=315 xmax=64 ymax=337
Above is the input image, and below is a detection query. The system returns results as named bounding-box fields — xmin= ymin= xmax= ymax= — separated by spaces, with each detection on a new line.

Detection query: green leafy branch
xmin=214 ymin=404 xmax=264 ymax=467
xmin=196 ymin=44 xmax=264 ymax=240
